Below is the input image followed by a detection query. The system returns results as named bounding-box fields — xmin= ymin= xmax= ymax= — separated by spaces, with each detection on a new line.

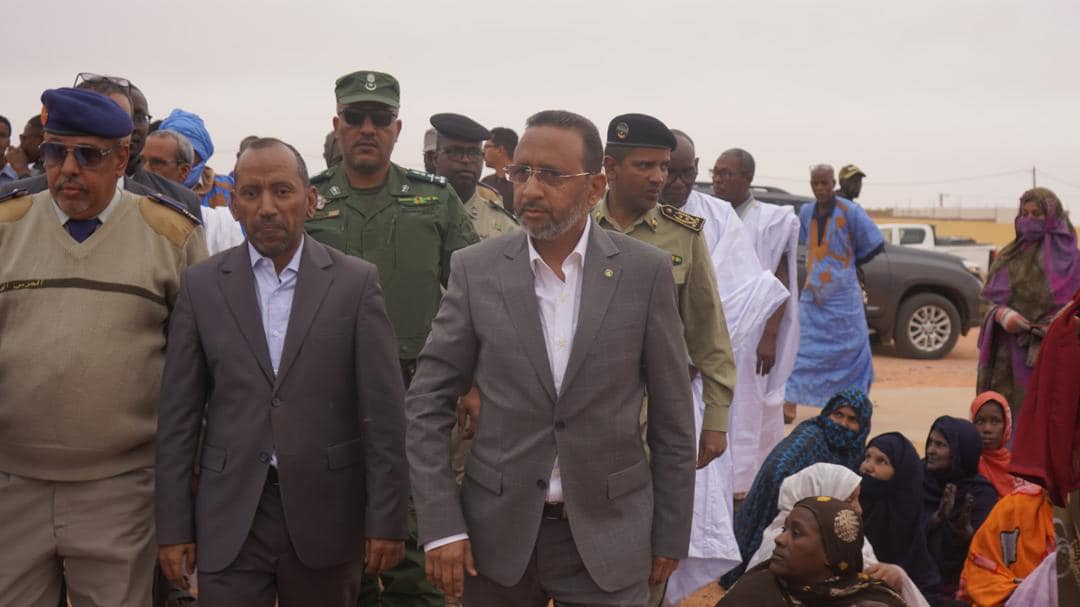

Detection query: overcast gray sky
xmin=4 ymin=0 xmax=1078 ymax=215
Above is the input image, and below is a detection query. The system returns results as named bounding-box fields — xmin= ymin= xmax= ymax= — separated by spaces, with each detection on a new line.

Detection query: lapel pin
xmin=603 ymin=268 xmax=614 ymax=278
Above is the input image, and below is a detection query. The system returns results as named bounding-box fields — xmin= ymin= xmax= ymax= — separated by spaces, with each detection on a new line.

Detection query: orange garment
xmin=970 ymin=391 xmax=1024 ymax=497
xmin=958 ymin=487 xmax=1054 ymax=606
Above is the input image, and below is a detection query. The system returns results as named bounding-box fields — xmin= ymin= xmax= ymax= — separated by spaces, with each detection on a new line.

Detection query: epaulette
xmin=0 ymin=189 xmax=32 ymax=223
xmin=146 ymin=192 xmax=201 ymax=225
xmin=0 ymin=188 xmax=29 ymax=203
xmin=659 ymin=204 xmax=704 ymax=232
xmin=311 ymin=166 xmax=335 ymax=185
xmin=405 ymin=169 xmax=447 ymax=186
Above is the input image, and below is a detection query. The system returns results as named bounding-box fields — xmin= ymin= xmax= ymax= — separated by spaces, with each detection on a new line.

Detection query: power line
xmin=1038 ymin=171 xmax=1080 ymax=191
xmin=758 ymin=169 xmax=1030 ymax=188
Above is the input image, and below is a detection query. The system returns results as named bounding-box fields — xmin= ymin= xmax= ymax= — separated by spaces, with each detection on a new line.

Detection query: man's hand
xmin=649 ymin=556 xmax=680 ymax=586
xmin=697 ymin=430 xmax=727 ymax=468
xmin=365 ymin=538 xmax=405 ymax=575
xmin=864 ymin=563 xmax=904 ymax=590
xmin=5 ymin=146 xmax=29 ymax=178
xmin=456 ymin=388 xmax=481 ymax=439
xmin=158 ymin=543 xmax=197 ymax=590
xmin=756 ymin=331 xmax=778 ymax=375
xmin=424 ymin=539 xmax=477 ymax=599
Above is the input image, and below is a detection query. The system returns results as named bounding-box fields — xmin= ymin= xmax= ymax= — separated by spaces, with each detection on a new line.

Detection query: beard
xmin=519 ymin=197 xmax=592 ymax=241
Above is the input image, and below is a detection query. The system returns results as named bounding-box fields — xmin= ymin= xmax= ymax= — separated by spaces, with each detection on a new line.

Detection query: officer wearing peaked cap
xmin=430 ymin=112 xmax=518 ymax=241
xmin=594 ymin=113 xmax=736 ymax=463
xmin=306 ymin=70 xmax=477 ymax=607
xmin=0 ymin=87 xmax=206 ymax=607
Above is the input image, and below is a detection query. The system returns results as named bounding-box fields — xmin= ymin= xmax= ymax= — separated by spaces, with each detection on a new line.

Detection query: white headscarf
xmin=746 ymin=463 xmax=875 ymax=569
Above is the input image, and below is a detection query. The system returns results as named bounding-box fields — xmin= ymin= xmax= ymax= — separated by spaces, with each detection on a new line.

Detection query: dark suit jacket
xmin=407 ymin=223 xmax=696 ymax=591
xmin=0 ymin=168 xmax=203 ymax=221
xmin=155 ymin=237 xmax=408 ymax=572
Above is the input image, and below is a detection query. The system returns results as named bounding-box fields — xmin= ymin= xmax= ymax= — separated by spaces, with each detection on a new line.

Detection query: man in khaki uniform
xmin=594 ymin=113 xmax=735 ymax=466
xmin=0 ymin=88 xmax=206 ymax=607
xmin=430 ymin=112 xmax=518 ymax=240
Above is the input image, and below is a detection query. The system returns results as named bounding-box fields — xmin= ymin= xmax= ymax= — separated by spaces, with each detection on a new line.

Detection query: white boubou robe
xmin=662 ymin=190 xmax=788 ymax=605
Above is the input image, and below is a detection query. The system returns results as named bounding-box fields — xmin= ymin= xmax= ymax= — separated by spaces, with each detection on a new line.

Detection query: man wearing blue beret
xmin=0 ymin=87 xmax=207 ymax=606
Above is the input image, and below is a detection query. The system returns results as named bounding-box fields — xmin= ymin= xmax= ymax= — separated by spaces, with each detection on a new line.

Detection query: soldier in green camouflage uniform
xmin=305 ymin=70 xmax=478 ymax=607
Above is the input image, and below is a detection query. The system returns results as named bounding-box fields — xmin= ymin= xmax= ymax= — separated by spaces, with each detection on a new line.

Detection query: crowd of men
xmin=0 ymin=69 xmax=883 ymax=607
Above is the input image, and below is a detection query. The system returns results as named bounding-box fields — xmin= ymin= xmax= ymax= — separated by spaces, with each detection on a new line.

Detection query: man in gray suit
xmin=407 ymin=110 xmax=697 ymax=605
xmin=155 ymin=138 xmax=409 ymax=606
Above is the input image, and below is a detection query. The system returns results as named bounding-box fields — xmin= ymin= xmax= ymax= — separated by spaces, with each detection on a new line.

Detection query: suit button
xmin=271 ymin=398 xmax=282 ymax=408
xmin=258 ymin=452 xmax=270 ymax=464
xmin=536 ymin=479 xmax=548 ymax=490
xmin=555 ymin=421 xmax=566 ymax=431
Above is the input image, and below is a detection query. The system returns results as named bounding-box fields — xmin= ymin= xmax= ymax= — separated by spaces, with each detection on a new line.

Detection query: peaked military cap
xmin=430 ymin=113 xmax=491 ymax=143
xmin=606 ymin=113 xmax=676 ymax=150
xmin=335 ymin=71 xmax=400 ymax=108
xmin=40 ymin=87 xmax=133 ymax=138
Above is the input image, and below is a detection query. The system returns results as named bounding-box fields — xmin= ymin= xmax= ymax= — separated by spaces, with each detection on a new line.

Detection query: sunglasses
xmin=40 ymin=142 xmax=118 ymax=169
xmin=338 ymin=108 xmax=397 ymax=128
xmin=505 ymin=164 xmax=594 ymax=187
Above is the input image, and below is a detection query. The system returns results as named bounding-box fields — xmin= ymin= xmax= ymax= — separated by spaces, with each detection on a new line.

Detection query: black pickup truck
xmin=695 ymin=185 xmax=984 ymax=359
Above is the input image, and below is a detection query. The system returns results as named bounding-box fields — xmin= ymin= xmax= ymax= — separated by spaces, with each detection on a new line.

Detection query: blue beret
xmin=606 ymin=113 xmax=676 ymax=151
xmin=40 ymin=87 xmax=133 ymax=139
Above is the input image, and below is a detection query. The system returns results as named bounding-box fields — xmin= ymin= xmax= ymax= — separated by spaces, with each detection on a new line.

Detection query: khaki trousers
xmin=0 ymin=467 xmax=156 ymax=607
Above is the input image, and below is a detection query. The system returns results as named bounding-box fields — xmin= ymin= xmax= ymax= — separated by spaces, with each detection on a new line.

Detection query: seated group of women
xmin=717 ymin=390 xmax=1054 ymax=607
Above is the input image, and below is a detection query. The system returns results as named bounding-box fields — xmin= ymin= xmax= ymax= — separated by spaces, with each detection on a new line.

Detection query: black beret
xmin=606 ymin=113 xmax=676 ymax=150
xmin=40 ymin=87 xmax=133 ymax=139
xmin=429 ymin=113 xmax=491 ymax=143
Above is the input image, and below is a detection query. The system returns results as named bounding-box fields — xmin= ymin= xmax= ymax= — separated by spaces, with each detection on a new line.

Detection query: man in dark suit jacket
xmin=155 ymin=138 xmax=408 ymax=606
xmin=407 ymin=110 xmax=696 ymax=606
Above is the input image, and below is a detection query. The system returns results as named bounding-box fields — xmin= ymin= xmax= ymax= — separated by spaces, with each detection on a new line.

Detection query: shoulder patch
xmin=405 ymin=169 xmax=447 ymax=186
xmin=0 ymin=190 xmax=33 ymax=223
xmin=659 ymin=204 xmax=704 ymax=232
xmin=138 ymin=195 xmax=201 ymax=248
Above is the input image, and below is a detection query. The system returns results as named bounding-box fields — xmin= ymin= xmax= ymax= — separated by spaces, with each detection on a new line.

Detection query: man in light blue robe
xmin=785 ymin=164 xmax=884 ymax=407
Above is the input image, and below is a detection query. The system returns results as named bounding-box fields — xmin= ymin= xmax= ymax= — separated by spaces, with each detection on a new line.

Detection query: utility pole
xmin=938 ymin=192 xmax=947 ymax=208
xmin=1032 ymin=166 xmax=1037 ymax=187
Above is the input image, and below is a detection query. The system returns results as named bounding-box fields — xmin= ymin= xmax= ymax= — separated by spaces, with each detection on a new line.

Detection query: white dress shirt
xmin=248 ymin=237 xmax=304 ymax=467
xmin=425 ymin=221 xmax=591 ymax=552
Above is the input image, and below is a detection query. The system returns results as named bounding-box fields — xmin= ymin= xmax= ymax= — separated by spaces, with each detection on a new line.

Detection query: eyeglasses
xmin=710 ymin=169 xmax=741 ymax=180
xmin=132 ymin=111 xmax=152 ymax=126
xmin=505 ymin=165 xmax=594 ymax=187
xmin=667 ymin=168 xmax=698 ymax=183
xmin=439 ymin=147 xmax=484 ymax=161
xmin=40 ymin=142 xmax=118 ymax=169
xmin=143 ymin=157 xmax=182 ymax=170
xmin=338 ymin=108 xmax=398 ymax=128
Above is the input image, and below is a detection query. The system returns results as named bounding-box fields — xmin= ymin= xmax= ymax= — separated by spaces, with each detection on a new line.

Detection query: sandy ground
xmin=679 ymin=332 xmax=980 ymax=606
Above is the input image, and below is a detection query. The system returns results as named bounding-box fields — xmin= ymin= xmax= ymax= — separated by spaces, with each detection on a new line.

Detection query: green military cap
xmin=335 ymin=71 xmax=400 ymax=108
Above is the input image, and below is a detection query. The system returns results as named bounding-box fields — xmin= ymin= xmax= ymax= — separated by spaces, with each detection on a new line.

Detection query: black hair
xmin=489 ymin=127 xmax=518 ymax=156
xmin=524 ymin=110 xmax=603 ymax=173
xmin=235 ymin=137 xmax=310 ymax=187
xmin=0 ymin=115 xmax=10 ymax=135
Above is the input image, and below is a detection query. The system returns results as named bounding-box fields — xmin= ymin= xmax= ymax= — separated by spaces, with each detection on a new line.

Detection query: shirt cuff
xmin=702 ymin=404 xmax=730 ymax=433
xmin=424 ymin=533 xmax=469 ymax=552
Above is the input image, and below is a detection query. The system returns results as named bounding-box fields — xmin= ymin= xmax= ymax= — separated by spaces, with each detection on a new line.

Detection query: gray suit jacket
xmin=155 ymin=237 xmax=408 ymax=572
xmin=406 ymin=222 xmax=696 ymax=591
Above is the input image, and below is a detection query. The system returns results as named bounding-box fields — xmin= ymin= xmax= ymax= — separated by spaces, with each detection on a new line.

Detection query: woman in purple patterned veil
xmin=978 ymin=187 xmax=1080 ymax=422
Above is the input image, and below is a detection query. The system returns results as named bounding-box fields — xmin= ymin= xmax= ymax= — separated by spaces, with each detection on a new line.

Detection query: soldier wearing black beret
xmin=430 ymin=112 xmax=517 ymax=240
xmin=594 ymin=114 xmax=737 ymax=606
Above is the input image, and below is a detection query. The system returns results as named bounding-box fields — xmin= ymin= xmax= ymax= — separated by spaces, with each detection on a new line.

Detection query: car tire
xmin=893 ymin=292 xmax=960 ymax=359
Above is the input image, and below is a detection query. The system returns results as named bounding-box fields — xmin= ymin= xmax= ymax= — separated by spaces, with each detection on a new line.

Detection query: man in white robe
xmin=713 ymin=148 xmax=801 ymax=496
xmin=656 ymin=132 xmax=788 ymax=605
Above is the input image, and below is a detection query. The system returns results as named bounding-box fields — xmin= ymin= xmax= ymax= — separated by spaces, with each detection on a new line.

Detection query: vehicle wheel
xmin=893 ymin=293 xmax=960 ymax=359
